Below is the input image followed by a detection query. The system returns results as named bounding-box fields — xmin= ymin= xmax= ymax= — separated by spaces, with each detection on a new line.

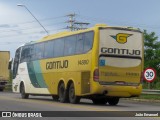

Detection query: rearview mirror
xmin=8 ymin=58 xmax=13 ymax=70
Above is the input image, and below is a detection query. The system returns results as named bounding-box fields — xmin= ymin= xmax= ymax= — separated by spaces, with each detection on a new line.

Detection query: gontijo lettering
xmin=46 ymin=60 xmax=68 ymax=70
xmin=101 ymin=47 xmax=141 ymax=56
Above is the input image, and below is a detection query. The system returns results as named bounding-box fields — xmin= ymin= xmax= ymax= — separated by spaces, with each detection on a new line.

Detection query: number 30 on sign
xmin=144 ymin=68 xmax=156 ymax=82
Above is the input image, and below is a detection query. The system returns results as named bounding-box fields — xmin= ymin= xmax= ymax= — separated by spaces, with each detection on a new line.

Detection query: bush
xmin=155 ymin=82 xmax=160 ymax=90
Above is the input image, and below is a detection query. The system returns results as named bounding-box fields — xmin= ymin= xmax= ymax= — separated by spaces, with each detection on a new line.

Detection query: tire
xmin=107 ymin=97 xmax=119 ymax=106
xmin=0 ymin=88 xmax=4 ymax=92
xmin=58 ymin=82 xmax=68 ymax=103
xmin=20 ymin=83 xmax=29 ymax=99
xmin=69 ymin=83 xmax=80 ymax=104
xmin=52 ymin=95 xmax=59 ymax=101
xmin=92 ymin=98 xmax=107 ymax=105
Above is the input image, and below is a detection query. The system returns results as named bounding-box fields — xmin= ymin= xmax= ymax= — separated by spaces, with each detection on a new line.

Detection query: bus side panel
xmin=40 ymin=53 xmax=92 ymax=96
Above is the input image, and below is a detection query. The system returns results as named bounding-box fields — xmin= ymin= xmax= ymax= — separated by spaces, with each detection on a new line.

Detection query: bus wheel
xmin=52 ymin=95 xmax=59 ymax=101
xmin=58 ymin=82 xmax=68 ymax=103
xmin=107 ymin=97 xmax=119 ymax=106
xmin=0 ymin=88 xmax=4 ymax=92
xmin=92 ymin=98 xmax=107 ymax=105
xmin=69 ymin=83 xmax=80 ymax=104
xmin=20 ymin=83 xmax=29 ymax=99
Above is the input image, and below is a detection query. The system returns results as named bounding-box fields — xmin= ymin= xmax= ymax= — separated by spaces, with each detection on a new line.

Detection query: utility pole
xmin=66 ymin=13 xmax=76 ymax=31
xmin=66 ymin=13 xmax=90 ymax=31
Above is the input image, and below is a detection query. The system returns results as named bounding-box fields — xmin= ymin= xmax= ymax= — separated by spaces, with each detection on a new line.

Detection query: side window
xmin=13 ymin=47 xmax=21 ymax=79
xmin=44 ymin=41 xmax=54 ymax=58
xmin=34 ymin=43 xmax=44 ymax=60
xmin=20 ymin=45 xmax=35 ymax=62
xmin=53 ymin=38 xmax=64 ymax=57
xmin=29 ymin=45 xmax=34 ymax=61
xmin=64 ymin=35 xmax=76 ymax=56
xmin=20 ymin=46 xmax=30 ymax=62
xmin=20 ymin=47 xmax=25 ymax=63
xmin=84 ymin=32 xmax=94 ymax=52
xmin=75 ymin=34 xmax=84 ymax=54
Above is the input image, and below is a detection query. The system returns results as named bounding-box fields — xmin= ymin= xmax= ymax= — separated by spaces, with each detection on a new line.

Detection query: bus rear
xmin=98 ymin=27 xmax=143 ymax=98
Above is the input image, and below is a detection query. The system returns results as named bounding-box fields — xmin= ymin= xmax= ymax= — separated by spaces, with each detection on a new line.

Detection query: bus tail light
xmin=93 ymin=68 xmax=99 ymax=82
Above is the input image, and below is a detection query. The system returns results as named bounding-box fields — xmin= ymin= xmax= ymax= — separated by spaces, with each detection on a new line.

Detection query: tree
xmin=144 ymin=30 xmax=160 ymax=89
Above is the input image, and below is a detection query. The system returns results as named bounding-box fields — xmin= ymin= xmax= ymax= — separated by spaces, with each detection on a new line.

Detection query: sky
xmin=0 ymin=0 xmax=160 ymax=57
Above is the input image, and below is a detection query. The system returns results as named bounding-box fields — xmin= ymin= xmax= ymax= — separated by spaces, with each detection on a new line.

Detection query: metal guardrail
xmin=142 ymin=89 xmax=160 ymax=95
xmin=0 ymin=84 xmax=11 ymax=87
xmin=5 ymin=84 xmax=12 ymax=86
xmin=0 ymin=84 xmax=11 ymax=86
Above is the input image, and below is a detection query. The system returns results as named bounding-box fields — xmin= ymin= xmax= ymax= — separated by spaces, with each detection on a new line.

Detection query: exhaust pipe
xmin=103 ymin=90 xmax=108 ymax=95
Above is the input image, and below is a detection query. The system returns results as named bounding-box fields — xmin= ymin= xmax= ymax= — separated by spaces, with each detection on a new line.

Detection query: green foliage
xmin=142 ymin=83 xmax=148 ymax=89
xmin=155 ymin=82 xmax=160 ymax=90
xmin=144 ymin=30 xmax=160 ymax=89
xmin=138 ymin=94 xmax=160 ymax=100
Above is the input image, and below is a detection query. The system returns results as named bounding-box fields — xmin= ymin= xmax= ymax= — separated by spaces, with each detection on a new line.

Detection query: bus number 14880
xmin=78 ymin=60 xmax=89 ymax=65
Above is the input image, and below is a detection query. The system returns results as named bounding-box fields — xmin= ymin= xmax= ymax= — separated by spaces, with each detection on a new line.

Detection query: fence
xmin=142 ymin=89 xmax=160 ymax=95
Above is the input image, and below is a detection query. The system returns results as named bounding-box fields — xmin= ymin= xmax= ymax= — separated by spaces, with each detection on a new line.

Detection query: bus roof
xmin=23 ymin=24 xmax=141 ymax=46
xmin=39 ymin=27 xmax=95 ymax=42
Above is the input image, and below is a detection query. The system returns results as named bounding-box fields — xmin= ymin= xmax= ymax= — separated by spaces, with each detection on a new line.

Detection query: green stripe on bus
xmin=33 ymin=61 xmax=47 ymax=88
xmin=27 ymin=62 xmax=40 ymax=88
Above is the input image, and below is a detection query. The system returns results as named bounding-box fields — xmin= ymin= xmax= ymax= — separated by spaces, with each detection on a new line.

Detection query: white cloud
xmin=0 ymin=2 xmax=65 ymax=57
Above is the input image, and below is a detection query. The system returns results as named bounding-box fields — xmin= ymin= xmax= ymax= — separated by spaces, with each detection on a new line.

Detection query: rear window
xmin=99 ymin=28 xmax=143 ymax=67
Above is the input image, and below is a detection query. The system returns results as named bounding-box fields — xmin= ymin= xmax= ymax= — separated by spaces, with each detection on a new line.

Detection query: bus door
xmin=12 ymin=47 xmax=21 ymax=92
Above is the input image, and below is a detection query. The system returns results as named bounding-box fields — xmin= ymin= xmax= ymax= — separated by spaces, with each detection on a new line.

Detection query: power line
xmin=0 ymin=28 xmax=66 ymax=39
xmin=1 ymin=14 xmax=160 ymax=32
xmin=0 ymin=15 xmax=65 ymax=28
xmin=0 ymin=22 xmax=65 ymax=33
xmin=66 ymin=13 xmax=90 ymax=31
xmin=0 ymin=27 xmax=66 ymax=45
xmin=17 ymin=16 xmax=66 ymax=25
xmin=78 ymin=14 xmax=160 ymax=29
xmin=74 ymin=22 xmax=90 ymax=30
xmin=1 ymin=13 xmax=159 ymax=40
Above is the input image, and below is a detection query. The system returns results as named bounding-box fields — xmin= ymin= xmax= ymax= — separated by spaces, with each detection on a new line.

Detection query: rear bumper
xmin=91 ymin=82 xmax=142 ymax=98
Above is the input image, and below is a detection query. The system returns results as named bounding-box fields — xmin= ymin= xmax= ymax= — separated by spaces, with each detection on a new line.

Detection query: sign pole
xmin=148 ymin=82 xmax=150 ymax=89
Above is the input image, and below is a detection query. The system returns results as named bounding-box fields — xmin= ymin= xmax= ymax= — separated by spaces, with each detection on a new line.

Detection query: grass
xmin=132 ymin=94 xmax=160 ymax=100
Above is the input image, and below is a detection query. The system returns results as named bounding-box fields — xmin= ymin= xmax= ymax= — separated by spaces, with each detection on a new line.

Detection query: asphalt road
xmin=0 ymin=92 xmax=160 ymax=120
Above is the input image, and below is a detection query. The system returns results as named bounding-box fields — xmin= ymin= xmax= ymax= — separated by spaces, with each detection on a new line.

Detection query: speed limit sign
xmin=144 ymin=68 xmax=156 ymax=82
